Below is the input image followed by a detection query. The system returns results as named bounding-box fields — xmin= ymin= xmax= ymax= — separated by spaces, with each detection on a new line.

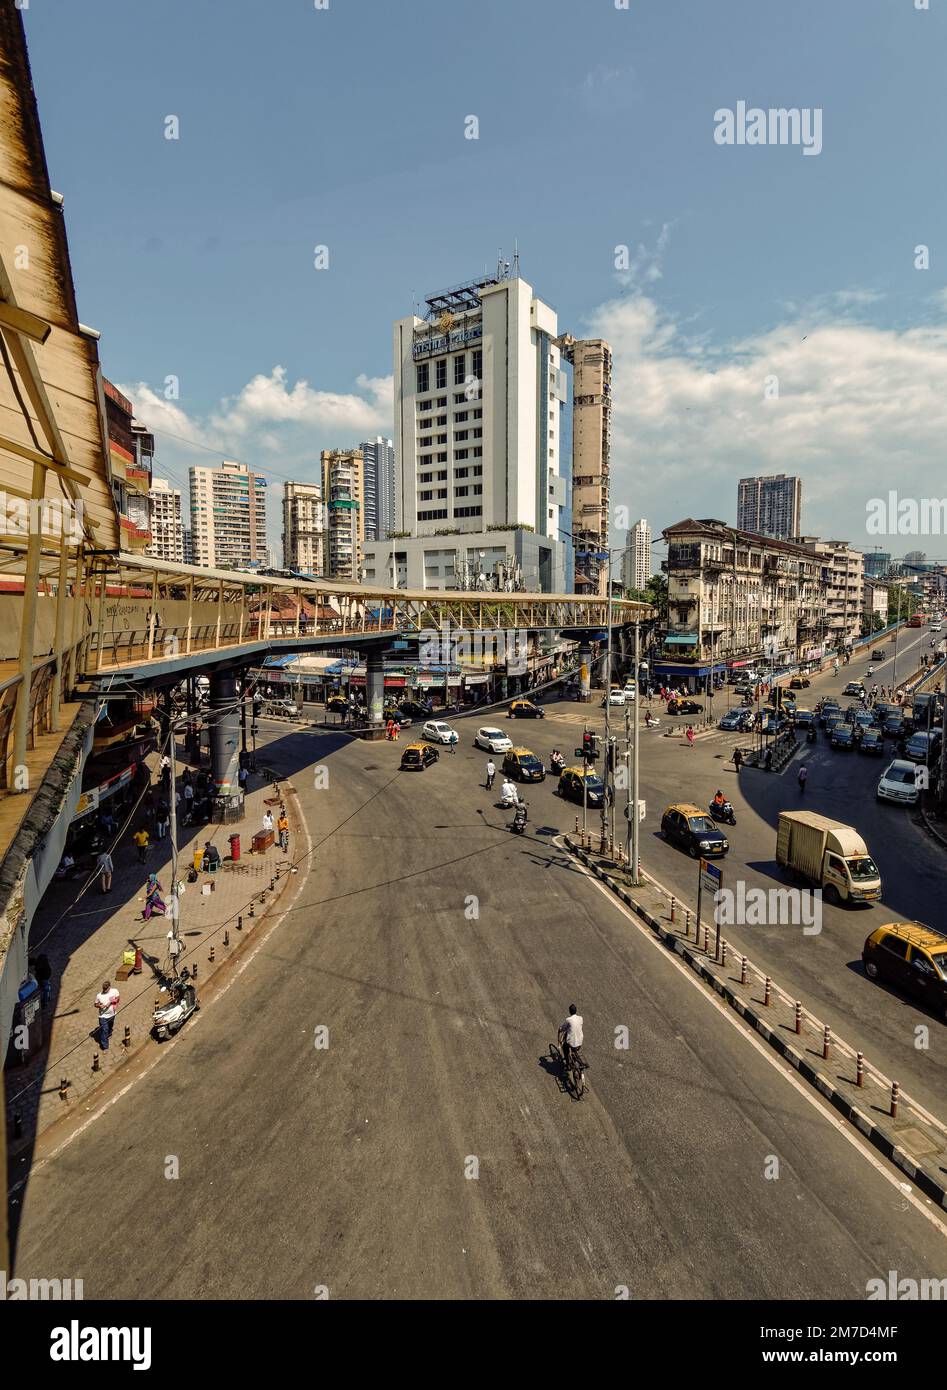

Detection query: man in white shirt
xmin=500 ymin=780 xmax=519 ymax=806
xmin=262 ymin=810 xmax=274 ymax=834
xmin=485 ymin=760 xmax=496 ymax=790
xmin=558 ymin=1004 xmax=584 ymax=1070
xmin=97 ymin=850 xmax=114 ymax=893
xmin=94 ymin=980 xmax=120 ymax=1050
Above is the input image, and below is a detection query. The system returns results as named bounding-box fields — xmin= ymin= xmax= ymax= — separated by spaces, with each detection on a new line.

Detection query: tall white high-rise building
xmin=282 ymin=480 xmax=324 ymax=575
xmin=622 ymin=519 xmax=652 ymax=593
xmin=360 ymin=437 xmax=395 ymax=542
xmin=147 ymin=478 xmax=185 ymax=563
xmin=361 ymin=266 xmax=567 ymax=591
xmin=189 ymin=460 xmax=267 ymax=569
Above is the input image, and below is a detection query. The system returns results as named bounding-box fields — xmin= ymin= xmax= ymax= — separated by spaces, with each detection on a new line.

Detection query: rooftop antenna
xmin=512 ymin=240 xmax=519 ymax=277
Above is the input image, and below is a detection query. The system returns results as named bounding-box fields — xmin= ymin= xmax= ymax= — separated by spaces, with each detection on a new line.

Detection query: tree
xmin=627 ymin=574 xmax=668 ymax=619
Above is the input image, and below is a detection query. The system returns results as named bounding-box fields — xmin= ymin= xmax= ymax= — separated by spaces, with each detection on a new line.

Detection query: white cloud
xmin=587 ymin=292 xmax=947 ymax=551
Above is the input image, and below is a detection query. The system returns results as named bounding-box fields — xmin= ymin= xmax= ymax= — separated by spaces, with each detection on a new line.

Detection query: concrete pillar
xmin=578 ymin=642 xmax=593 ymax=702
xmin=209 ymin=671 xmax=243 ymax=819
xmin=366 ymin=648 xmax=385 ymax=729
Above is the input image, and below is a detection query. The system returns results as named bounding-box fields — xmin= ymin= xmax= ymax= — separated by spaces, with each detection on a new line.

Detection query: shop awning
xmin=665 ymin=634 xmax=698 ymax=646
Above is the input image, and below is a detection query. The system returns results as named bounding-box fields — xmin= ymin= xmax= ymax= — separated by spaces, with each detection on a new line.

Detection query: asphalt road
xmin=10 ymin=704 xmax=947 ymax=1299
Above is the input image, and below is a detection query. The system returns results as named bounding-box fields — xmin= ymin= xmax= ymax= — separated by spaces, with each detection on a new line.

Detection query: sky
xmin=22 ymin=0 xmax=947 ymax=564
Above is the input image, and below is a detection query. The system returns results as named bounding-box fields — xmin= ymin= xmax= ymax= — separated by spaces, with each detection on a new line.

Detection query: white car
xmin=474 ymin=726 xmax=512 ymax=753
xmin=604 ymin=690 xmax=626 ymax=706
xmin=876 ymin=759 xmax=921 ymax=806
xmin=622 ymin=684 xmax=637 ymax=699
xmin=422 ymin=720 xmax=459 ymax=745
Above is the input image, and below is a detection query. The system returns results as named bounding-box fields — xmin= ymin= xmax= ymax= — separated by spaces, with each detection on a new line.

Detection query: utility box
xmin=5 ymin=979 xmax=43 ymax=1068
xmin=252 ymin=830 xmax=274 ymax=854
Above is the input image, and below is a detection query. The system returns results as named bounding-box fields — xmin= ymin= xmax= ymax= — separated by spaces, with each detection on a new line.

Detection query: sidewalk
xmin=565 ymin=833 xmax=947 ymax=1209
xmin=5 ymin=750 xmax=303 ymax=1164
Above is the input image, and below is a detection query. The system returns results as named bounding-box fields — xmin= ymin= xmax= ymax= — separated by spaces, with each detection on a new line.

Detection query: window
xmin=436 ymin=415 xmax=447 ymax=426
xmin=455 ymin=467 xmax=469 ymax=479
xmin=880 ymin=935 xmax=909 ymax=959
xmin=416 ymin=363 xmax=429 ymax=393
xmin=453 ymin=393 xmax=466 ymax=405
xmin=455 ymin=505 xmax=483 ymax=517
xmin=437 ymin=452 xmax=447 ymax=462
xmin=418 ymin=509 xmax=448 ymax=521
xmin=473 ymin=484 xmax=482 ymax=495
xmin=456 ymin=430 xmax=468 ymax=441
xmin=436 ymin=396 xmax=447 ymax=408
xmin=436 ymin=434 xmax=447 ymax=445
xmin=437 ymin=488 xmax=447 ymax=499
xmin=420 ymin=490 xmax=433 ymax=501
xmin=473 ymin=409 xmax=482 ymax=419
xmin=456 ymin=449 xmax=468 ymax=460
xmin=472 ymin=349 xmax=482 ymax=377
xmin=473 ymin=465 xmax=483 ymax=476
xmin=436 ymin=359 xmax=447 ymax=389
xmin=456 ymin=411 xmax=468 ymax=422
xmin=418 ymin=400 xmax=433 ymax=413
xmin=473 ymin=427 xmax=482 ymax=438
xmin=436 ymin=469 xmax=447 ymax=480
xmin=419 ymin=473 xmax=433 ymax=484
xmin=455 ymin=486 xmax=469 ymax=498
xmin=454 ymin=354 xmax=466 ymax=384
xmin=473 ymin=446 xmax=482 ymax=457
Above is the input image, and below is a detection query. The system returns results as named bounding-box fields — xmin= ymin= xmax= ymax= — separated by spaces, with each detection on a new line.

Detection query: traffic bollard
xmin=856 ymin=1052 xmax=865 ymax=1088
xmin=684 ymin=909 xmax=691 ymax=937
xmin=764 ymin=977 xmax=772 ymax=1007
xmin=794 ymin=1001 xmax=802 ymax=1035
xmin=192 ymin=963 xmax=199 ymax=980
xmin=720 ymin=940 xmax=727 ymax=967
xmin=237 ymin=916 xmax=243 ymax=931
xmin=270 ymin=878 xmax=275 ymax=892
xmin=91 ymin=1053 xmax=99 ymax=1073
xmin=59 ymin=1077 xmax=69 ymax=1100
xmin=249 ymin=903 xmax=255 ymax=918
xmin=224 ymin=930 xmax=230 ymax=947
xmin=890 ymin=1080 xmax=900 ymax=1119
xmin=121 ymin=1026 xmax=130 ymax=1050
xmin=823 ymin=1024 xmax=831 ymax=1061
xmin=670 ymin=897 xmax=677 ymax=923
xmin=740 ymin=955 xmax=747 ymax=986
xmin=209 ymin=945 xmax=215 ymax=964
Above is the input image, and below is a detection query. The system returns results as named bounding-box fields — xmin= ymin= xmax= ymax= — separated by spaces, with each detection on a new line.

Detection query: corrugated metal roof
xmin=0 ymin=5 xmax=118 ymax=549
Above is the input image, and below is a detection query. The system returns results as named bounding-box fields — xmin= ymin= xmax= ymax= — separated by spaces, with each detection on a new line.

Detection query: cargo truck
xmin=776 ymin=810 xmax=882 ymax=905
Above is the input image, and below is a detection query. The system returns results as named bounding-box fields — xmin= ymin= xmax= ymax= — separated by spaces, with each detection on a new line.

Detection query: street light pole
xmin=632 ymin=620 xmax=641 ymax=885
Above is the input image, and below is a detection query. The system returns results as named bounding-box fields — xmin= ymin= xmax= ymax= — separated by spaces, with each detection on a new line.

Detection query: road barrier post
xmin=670 ymin=896 xmax=677 ymax=923
xmin=856 ymin=1052 xmax=865 ymax=1088
xmin=794 ymin=1001 xmax=802 ymax=1035
xmin=59 ymin=1077 xmax=69 ymax=1100
xmin=890 ymin=1080 xmax=900 ymax=1119
xmin=209 ymin=945 xmax=215 ymax=964
xmin=91 ymin=1053 xmax=99 ymax=1074
xmin=720 ymin=939 xmax=727 ymax=967
xmin=224 ymin=930 xmax=230 ymax=947
xmin=121 ymin=1026 xmax=130 ymax=1051
xmin=764 ymin=977 xmax=772 ymax=1007
xmin=684 ymin=908 xmax=691 ymax=937
xmin=740 ymin=955 xmax=747 ymax=985
xmin=823 ymin=1024 xmax=831 ymax=1061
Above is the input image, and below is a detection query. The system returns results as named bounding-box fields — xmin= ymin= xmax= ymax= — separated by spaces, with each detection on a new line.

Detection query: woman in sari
xmin=143 ymin=872 xmax=166 ymax=920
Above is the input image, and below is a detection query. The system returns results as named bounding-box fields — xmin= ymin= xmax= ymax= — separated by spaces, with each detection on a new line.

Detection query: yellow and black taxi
xmin=789 ymin=675 xmax=811 ymax=689
xmin=399 ymin=742 xmax=439 ymax=771
xmin=326 ymin=694 xmax=349 ymax=715
xmin=863 ymin=922 xmax=947 ymax=1021
xmin=508 ymin=699 xmax=545 ymax=719
xmin=502 ymin=747 xmax=546 ymax=782
xmin=558 ymin=765 xmax=610 ymax=809
xmin=660 ymin=802 xmax=729 ymax=858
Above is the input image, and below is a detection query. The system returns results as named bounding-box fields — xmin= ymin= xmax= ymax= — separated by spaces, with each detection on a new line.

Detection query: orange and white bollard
xmin=890 ymin=1080 xmax=900 ymax=1119
xmin=764 ymin=977 xmax=772 ymax=1007
xmin=856 ymin=1052 xmax=865 ymax=1088
xmin=740 ymin=955 xmax=747 ymax=986
xmin=684 ymin=909 xmax=691 ymax=937
xmin=822 ymin=1024 xmax=831 ymax=1061
xmin=670 ymin=897 xmax=677 ymax=924
xmin=720 ymin=940 xmax=727 ymax=967
xmin=794 ymin=1001 xmax=802 ymax=1035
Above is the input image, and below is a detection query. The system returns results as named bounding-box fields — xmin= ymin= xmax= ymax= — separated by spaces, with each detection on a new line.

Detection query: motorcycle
xmin=510 ymin=804 xmax=528 ymax=835
xmin=498 ymin=792 xmax=522 ymax=810
xmin=550 ymin=753 xmax=565 ymax=776
xmin=152 ymin=967 xmax=199 ymax=1041
xmin=708 ymin=799 xmax=736 ymax=826
xmin=806 ymin=726 xmax=817 ymax=743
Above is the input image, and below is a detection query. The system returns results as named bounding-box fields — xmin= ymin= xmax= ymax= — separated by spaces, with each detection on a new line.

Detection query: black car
xmin=660 ymin=804 xmax=729 ymax=859
xmin=831 ymin=725 xmax=855 ymax=750
xmin=397 ymin=699 xmax=434 ymax=720
xmin=399 ymin=743 xmax=439 ymax=771
xmin=871 ymin=649 xmax=886 ymax=662
xmin=793 ymin=710 xmax=815 ymax=728
xmin=859 ymin=730 xmax=885 ymax=755
xmin=819 ymin=704 xmax=842 ymax=727
xmin=508 ymin=699 xmax=545 ymax=719
xmin=667 ymin=698 xmax=703 ymax=715
xmin=882 ymin=716 xmax=904 ymax=738
xmin=558 ymin=768 xmax=610 ymax=808
xmin=325 ymin=695 xmax=349 ymax=714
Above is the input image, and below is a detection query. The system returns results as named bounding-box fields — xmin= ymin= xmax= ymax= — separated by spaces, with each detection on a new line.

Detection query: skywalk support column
xmin=365 ymin=646 xmax=385 ymax=738
xmin=578 ymin=641 xmax=593 ymax=702
xmin=209 ymin=671 xmax=243 ymax=820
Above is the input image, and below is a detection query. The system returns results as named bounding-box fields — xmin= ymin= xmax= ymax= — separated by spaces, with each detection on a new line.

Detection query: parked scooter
xmin=510 ymin=803 xmax=528 ymax=835
xmin=708 ymin=798 xmax=736 ymax=826
xmin=152 ymin=967 xmax=199 ymax=1041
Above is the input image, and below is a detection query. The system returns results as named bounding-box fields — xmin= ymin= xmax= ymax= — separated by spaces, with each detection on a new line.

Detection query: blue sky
xmin=24 ymin=0 xmax=947 ymax=561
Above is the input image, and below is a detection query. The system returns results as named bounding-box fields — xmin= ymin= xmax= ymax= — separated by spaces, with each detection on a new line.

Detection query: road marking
xmin=576 ymin=863 xmax=947 ymax=1240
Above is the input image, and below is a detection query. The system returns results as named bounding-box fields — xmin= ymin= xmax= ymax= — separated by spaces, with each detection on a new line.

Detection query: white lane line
xmin=578 ymin=864 xmax=947 ymax=1240
xmin=9 ymin=784 xmax=314 ymax=1196
xmin=639 ymin=862 xmax=947 ymax=1140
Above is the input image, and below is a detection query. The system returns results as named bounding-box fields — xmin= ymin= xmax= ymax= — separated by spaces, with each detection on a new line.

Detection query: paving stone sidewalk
xmin=5 ymin=755 xmax=302 ymax=1162
xmin=565 ymin=833 xmax=947 ymax=1209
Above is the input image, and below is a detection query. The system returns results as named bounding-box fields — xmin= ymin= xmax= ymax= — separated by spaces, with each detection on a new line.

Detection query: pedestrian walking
xmin=97 ymin=848 xmax=114 ymax=892
xmin=262 ymin=809 xmax=274 ymax=834
xmin=35 ymin=952 xmax=52 ymax=1008
xmin=385 ymin=718 xmax=394 ymax=741
xmin=133 ymin=827 xmax=149 ymax=862
xmin=277 ymin=809 xmax=289 ymax=852
xmin=238 ymin=763 xmax=249 ymax=795
xmin=798 ymin=764 xmax=808 ymax=795
xmin=156 ymin=798 xmax=170 ymax=840
xmin=485 ymin=759 xmax=496 ymax=790
xmin=143 ymin=872 xmax=166 ymax=921
xmin=94 ymin=980 xmax=120 ymax=1050
xmin=685 ymin=725 xmax=695 ymax=749
xmin=733 ymin=747 xmax=743 ymax=773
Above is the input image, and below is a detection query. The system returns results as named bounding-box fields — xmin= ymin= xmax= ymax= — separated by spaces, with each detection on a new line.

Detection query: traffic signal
xmin=582 ymin=731 xmax=593 ymax=760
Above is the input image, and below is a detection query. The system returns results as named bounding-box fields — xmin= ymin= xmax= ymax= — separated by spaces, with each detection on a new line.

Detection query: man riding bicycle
xmin=557 ymin=1004 xmax=585 ymax=1073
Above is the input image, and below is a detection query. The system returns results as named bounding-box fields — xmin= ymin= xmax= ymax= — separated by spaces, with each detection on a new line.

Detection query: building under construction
xmin=557 ymin=336 xmax=612 ymax=595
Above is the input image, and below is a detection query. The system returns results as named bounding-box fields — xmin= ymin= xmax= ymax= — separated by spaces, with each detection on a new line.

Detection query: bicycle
xmin=550 ymin=1041 xmax=587 ymax=1100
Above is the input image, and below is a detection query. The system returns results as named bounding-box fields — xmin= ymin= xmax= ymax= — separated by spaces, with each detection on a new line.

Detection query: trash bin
xmin=229 ymin=832 xmax=241 ymax=862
